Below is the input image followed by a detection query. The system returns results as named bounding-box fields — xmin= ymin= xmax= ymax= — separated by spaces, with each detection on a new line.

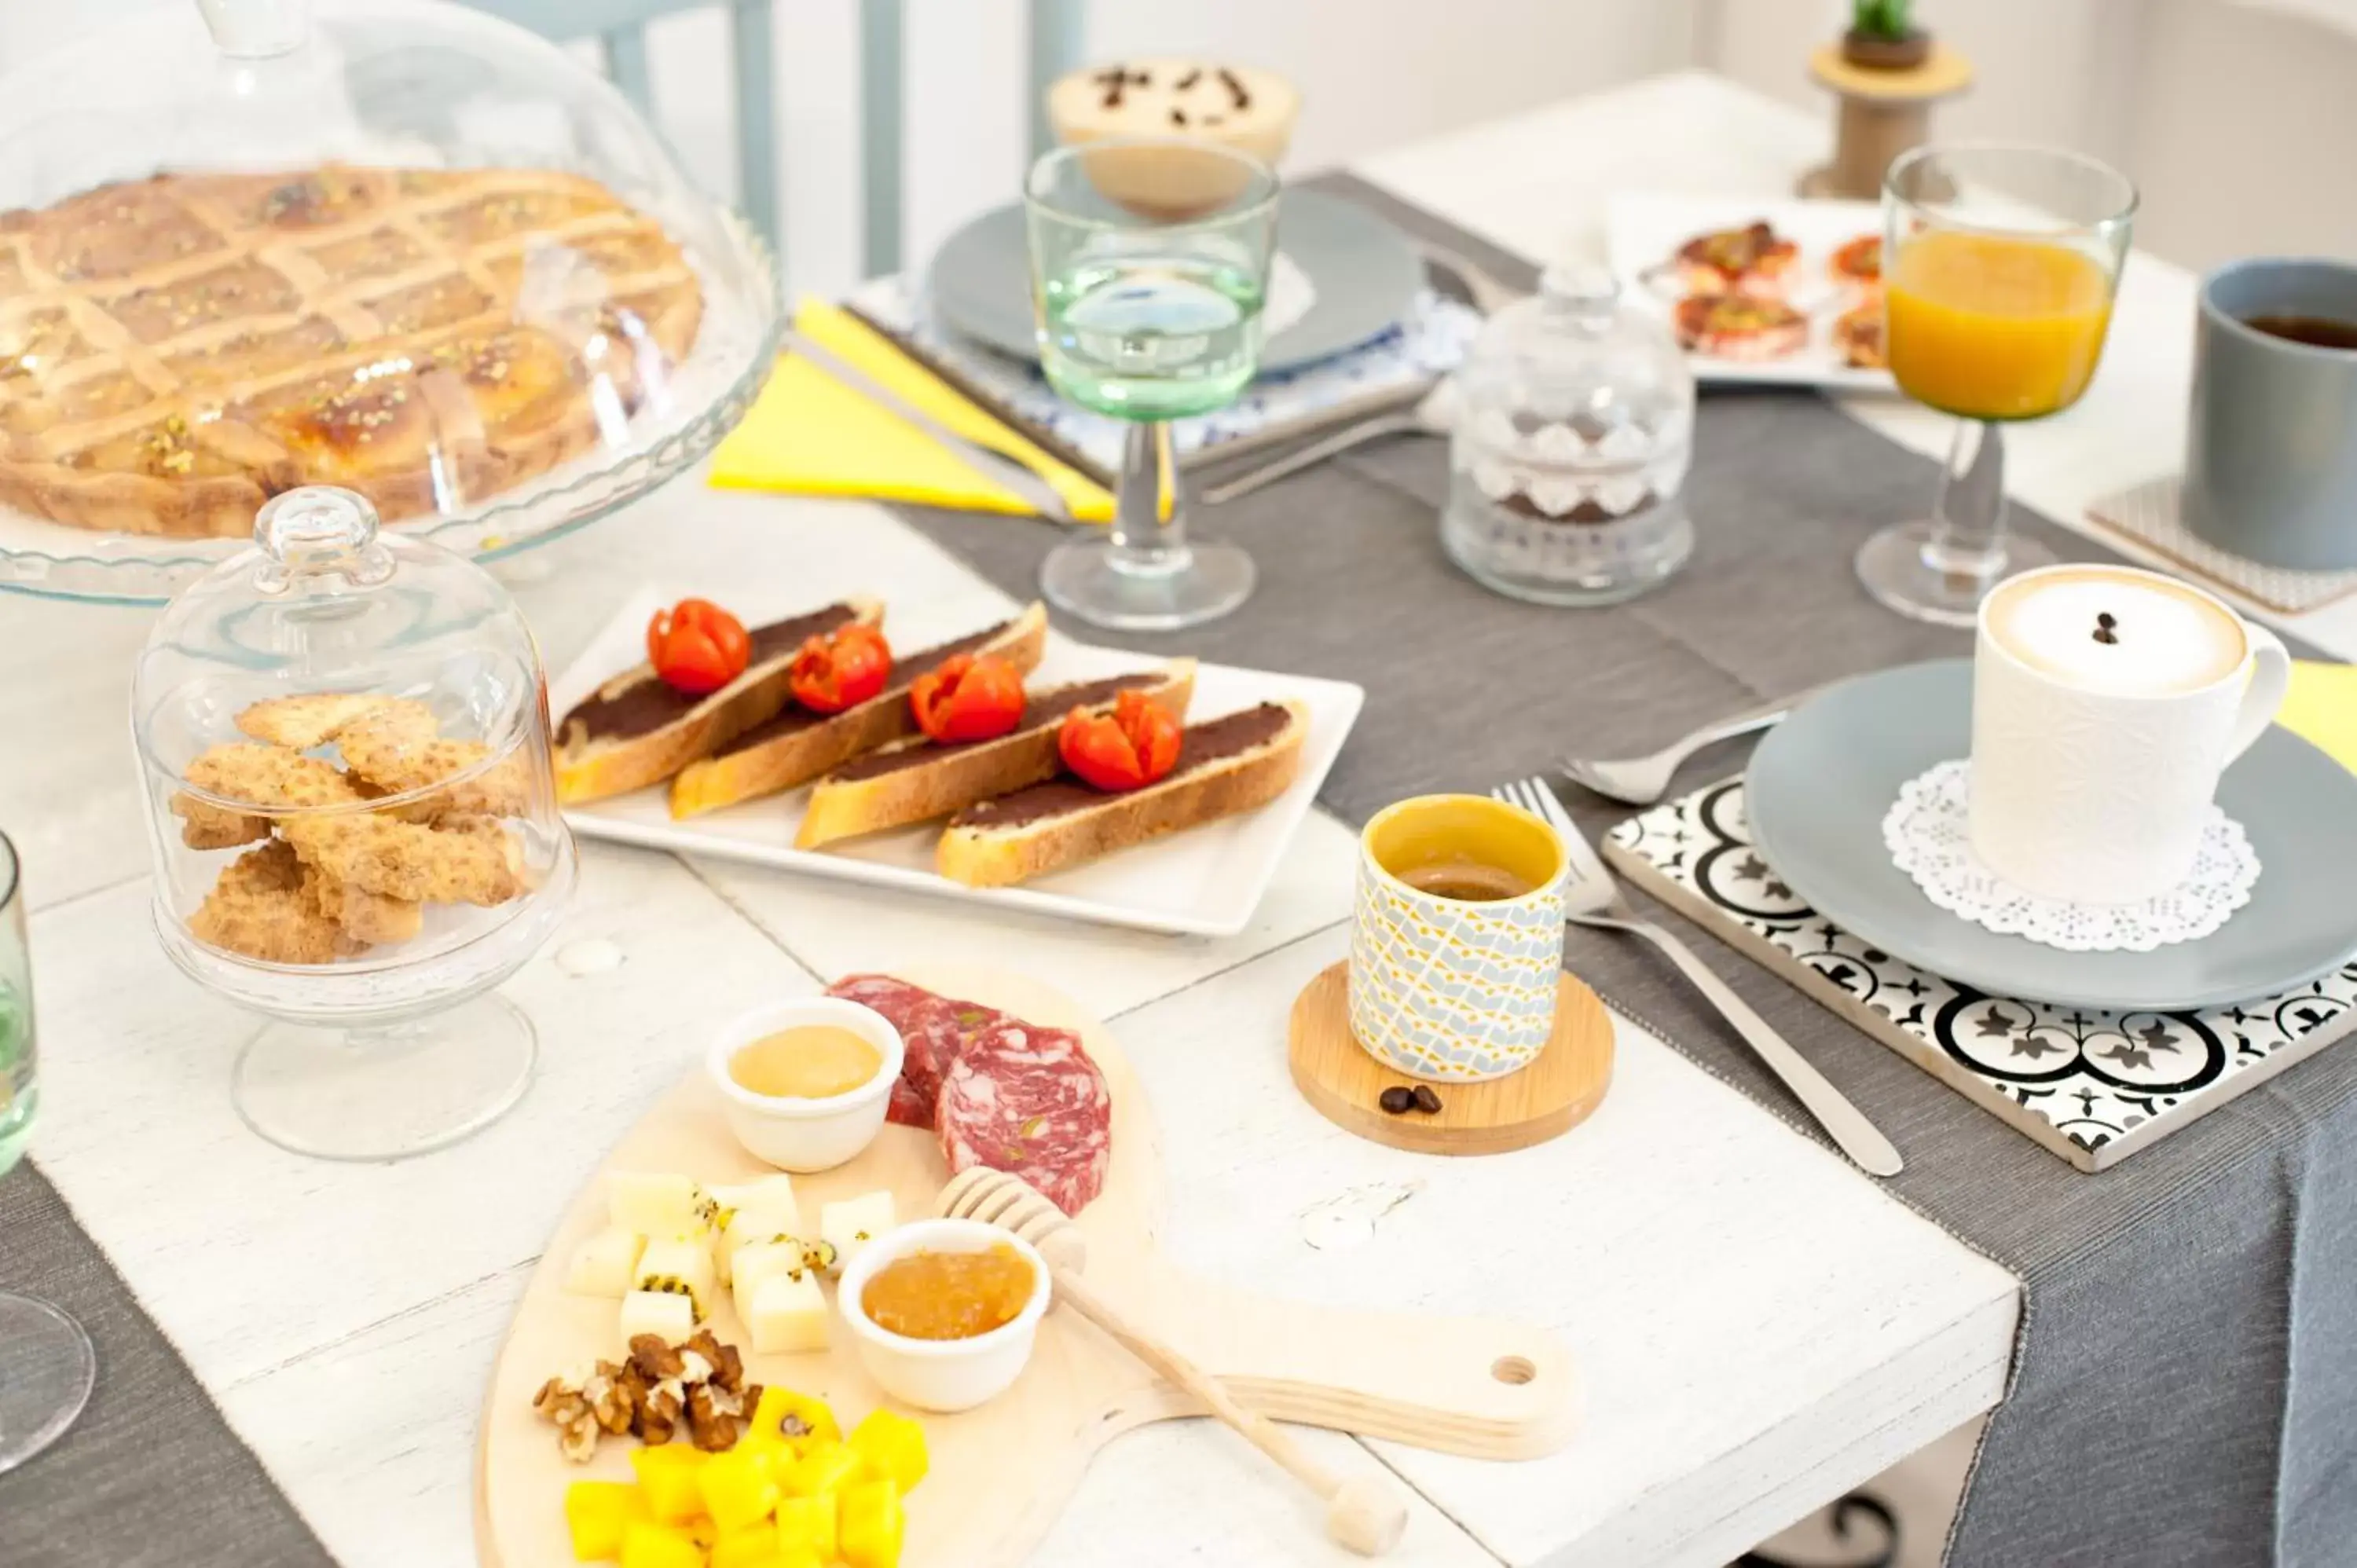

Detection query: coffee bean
xmin=1411 ymin=1085 xmax=1443 ymax=1115
xmin=1377 ymin=1086 xmax=1416 ymax=1115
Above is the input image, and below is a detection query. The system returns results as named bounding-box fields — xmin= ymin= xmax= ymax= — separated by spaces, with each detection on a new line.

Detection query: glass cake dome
xmin=0 ymin=0 xmax=780 ymax=603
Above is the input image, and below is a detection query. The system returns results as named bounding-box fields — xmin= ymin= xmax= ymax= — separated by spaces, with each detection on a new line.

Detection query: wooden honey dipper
xmin=937 ymin=1167 xmax=1413 ymax=1557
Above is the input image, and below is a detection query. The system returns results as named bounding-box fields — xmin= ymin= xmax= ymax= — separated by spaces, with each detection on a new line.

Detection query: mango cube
xmin=838 ymin=1477 xmax=905 ymax=1568
xmin=709 ymin=1523 xmax=778 ymax=1568
xmin=777 ymin=1438 xmax=862 ymax=1500
xmin=772 ymin=1552 xmax=826 ymax=1568
xmin=746 ymin=1385 xmax=840 ymax=1452
xmin=629 ymin=1445 xmax=712 ymax=1526
xmin=563 ymin=1480 xmax=647 ymax=1562
xmin=847 ymin=1408 xmax=928 ymax=1493
xmin=697 ymin=1445 xmax=779 ymax=1534
xmin=617 ymin=1519 xmax=705 ymax=1568
xmin=773 ymin=1493 xmax=838 ymax=1561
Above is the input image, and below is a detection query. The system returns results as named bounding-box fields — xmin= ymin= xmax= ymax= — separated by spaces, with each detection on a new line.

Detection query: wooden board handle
xmin=1128 ymin=1261 xmax=1578 ymax=1460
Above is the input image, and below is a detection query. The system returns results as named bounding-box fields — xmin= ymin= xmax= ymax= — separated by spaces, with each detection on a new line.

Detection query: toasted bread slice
xmin=669 ymin=602 xmax=1050 ymax=819
xmin=937 ymin=698 xmax=1307 ymax=888
xmin=555 ymin=599 xmax=881 ymax=804
xmin=796 ymin=660 xmax=1197 ymax=848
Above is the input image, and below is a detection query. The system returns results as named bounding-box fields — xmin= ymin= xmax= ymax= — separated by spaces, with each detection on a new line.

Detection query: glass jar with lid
xmin=0 ymin=0 xmax=778 ymax=603
xmin=132 ymin=484 xmax=576 ymax=1161
xmin=1441 ymin=265 xmax=1695 ymax=605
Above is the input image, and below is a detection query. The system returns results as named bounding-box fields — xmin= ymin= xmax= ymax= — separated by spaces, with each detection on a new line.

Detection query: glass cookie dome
xmin=1442 ymin=265 xmax=1696 ymax=606
xmin=132 ymin=484 xmax=577 ymax=1161
xmin=0 ymin=0 xmax=779 ymax=602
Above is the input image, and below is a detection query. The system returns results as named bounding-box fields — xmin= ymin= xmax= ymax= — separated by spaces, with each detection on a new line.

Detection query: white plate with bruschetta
xmin=548 ymin=584 xmax=1362 ymax=936
xmin=1606 ymin=193 xmax=1899 ymax=391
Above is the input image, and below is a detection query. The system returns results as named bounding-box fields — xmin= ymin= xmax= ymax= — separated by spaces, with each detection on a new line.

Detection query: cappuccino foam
xmin=1985 ymin=567 xmax=2245 ymax=695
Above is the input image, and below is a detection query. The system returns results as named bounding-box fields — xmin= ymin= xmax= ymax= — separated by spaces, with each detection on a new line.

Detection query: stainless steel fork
xmin=1559 ymin=691 xmax=1809 ymax=806
xmin=1494 ymin=776 xmax=1904 ymax=1178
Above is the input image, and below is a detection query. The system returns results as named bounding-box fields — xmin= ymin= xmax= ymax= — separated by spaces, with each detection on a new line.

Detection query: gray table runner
xmin=887 ymin=174 xmax=2357 ymax=1568
xmin=0 ymin=1161 xmax=333 ymax=1566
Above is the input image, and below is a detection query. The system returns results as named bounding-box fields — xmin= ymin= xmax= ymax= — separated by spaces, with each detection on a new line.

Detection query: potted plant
xmin=1843 ymin=0 xmax=1932 ymax=70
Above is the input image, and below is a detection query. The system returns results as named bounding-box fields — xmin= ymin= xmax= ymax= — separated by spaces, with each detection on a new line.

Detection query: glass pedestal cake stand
xmin=0 ymin=0 xmax=783 ymax=605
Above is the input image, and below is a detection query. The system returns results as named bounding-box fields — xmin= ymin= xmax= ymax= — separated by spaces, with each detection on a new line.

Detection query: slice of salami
xmin=828 ymin=974 xmax=1002 ymax=1128
xmin=936 ymin=1022 xmax=1112 ymax=1216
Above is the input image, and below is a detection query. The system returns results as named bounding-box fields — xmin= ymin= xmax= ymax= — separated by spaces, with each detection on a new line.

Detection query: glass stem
xmin=1108 ymin=421 xmax=1190 ymax=574
xmin=1923 ymin=417 xmax=2009 ymax=584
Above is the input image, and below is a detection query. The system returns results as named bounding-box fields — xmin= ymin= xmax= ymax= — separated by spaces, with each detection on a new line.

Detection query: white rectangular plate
xmin=1606 ymin=193 xmax=1897 ymax=393
xmin=550 ymin=585 xmax=1364 ymax=936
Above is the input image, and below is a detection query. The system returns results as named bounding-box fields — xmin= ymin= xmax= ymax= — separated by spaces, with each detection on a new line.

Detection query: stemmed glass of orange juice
xmin=1857 ymin=144 xmax=2137 ymax=625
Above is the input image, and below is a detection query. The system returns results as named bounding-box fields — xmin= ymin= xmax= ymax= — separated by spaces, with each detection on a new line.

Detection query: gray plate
xmin=1743 ymin=659 xmax=2357 ymax=1011
xmin=926 ymin=189 xmax=1426 ymax=374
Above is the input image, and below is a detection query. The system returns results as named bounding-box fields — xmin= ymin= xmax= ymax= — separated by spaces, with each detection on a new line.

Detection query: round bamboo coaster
xmin=1288 ymin=962 xmax=1613 ymax=1156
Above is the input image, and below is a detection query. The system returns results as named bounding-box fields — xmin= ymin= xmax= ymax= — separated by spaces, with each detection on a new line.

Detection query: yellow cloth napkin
xmin=2283 ymin=660 xmax=2357 ymax=774
xmin=709 ymin=297 xmax=1115 ymax=522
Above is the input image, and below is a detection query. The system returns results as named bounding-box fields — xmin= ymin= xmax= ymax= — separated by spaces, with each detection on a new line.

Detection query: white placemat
xmin=1604 ymin=776 xmax=2357 ymax=1171
xmin=2087 ymin=474 xmax=2357 ymax=615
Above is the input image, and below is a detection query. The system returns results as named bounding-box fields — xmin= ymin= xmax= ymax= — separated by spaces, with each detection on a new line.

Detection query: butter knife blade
xmin=783 ymin=330 xmax=1076 ymax=526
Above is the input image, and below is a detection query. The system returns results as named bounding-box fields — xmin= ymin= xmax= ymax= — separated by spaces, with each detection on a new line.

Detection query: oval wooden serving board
xmin=477 ymin=965 xmax=1578 ymax=1567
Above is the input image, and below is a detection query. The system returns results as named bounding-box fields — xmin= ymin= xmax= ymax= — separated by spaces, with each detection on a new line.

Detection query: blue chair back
xmin=469 ymin=0 xmax=1088 ymax=280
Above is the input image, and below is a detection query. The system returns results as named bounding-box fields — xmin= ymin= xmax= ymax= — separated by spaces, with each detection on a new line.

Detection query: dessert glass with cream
xmin=1970 ymin=564 xmax=2289 ymax=904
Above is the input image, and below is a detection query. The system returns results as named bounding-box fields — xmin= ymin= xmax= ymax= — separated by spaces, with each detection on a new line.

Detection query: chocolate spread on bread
xmin=948 ymin=703 xmax=1292 ymax=830
xmin=825 ymin=672 xmax=1165 ymax=784
xmin=560 ymin=603 xmax=858 ymax=743
xmin=712 ymin=621 xmax=1014 ymax=758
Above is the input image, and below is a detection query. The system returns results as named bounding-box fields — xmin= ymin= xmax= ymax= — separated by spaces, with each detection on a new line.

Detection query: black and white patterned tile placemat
xmin=1604 ymin=779 xmax=2357 ymax=1171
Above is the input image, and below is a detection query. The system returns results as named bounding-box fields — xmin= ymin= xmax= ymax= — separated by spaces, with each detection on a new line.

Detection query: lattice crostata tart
xmin=0 ymin=163 xmax=702 ymax=537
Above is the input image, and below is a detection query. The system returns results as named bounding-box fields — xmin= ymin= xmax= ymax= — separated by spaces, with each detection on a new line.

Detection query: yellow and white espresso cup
xmin=1347 ymin=794 xmax=1569 ymax=1082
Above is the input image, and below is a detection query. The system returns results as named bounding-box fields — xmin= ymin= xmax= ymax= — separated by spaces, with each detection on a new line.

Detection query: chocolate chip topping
xmin=559 ymin=603 xmax=858 ymax=744
xmin=823 ymin=672 xmax=1164 ymax=783
xmin=1218 ymin=67 xmax=1251 ymax=110
xmin=1175 ymin=67 xmax=1202 ymax=90
xmin=711 ymin=621 xmax=1014 ymax=757
xmin=1170 ymin=107 xmax=1188 ymax=127
xmin=948 ymin=703 xmax=1291 ymax=830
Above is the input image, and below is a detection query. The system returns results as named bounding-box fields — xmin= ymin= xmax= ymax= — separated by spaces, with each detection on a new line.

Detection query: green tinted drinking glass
xmin=0 ymin=830 xmax=97 ymax=1475
xmin=1025 ymin=138 xmax=1279 ymax=631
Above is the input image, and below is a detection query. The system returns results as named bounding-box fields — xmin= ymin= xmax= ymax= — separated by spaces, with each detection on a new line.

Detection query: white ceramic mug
xmin=1970 ymin=563 xmax=2290 ymax=904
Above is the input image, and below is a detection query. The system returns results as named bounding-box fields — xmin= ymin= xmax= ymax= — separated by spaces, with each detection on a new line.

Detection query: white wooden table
xmin=20 ymin=68 xmax=2341 ymax=1568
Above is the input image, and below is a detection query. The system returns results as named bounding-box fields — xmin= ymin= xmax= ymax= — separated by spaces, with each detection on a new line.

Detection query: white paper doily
xmin=1882 ymin=759 xmax=2261 ymax=952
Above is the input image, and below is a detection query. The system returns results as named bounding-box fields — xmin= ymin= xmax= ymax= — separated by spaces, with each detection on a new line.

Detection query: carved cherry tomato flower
xmin=909 ymin=654 xmax=1026 ymax=744
xmin=644 ymin=598 xmax=750 ymax=696
xmin=1056 ymin=690 xmax=1182 ymax=792
xmin=788 ymin=623 xmax=893 ymax=713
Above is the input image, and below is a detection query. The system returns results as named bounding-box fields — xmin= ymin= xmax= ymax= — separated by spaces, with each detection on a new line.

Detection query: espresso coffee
xmin=1398 ymin=857 xmax=1535 ymax=903
xmin=1982 ymin=566 xmax=2245 ymax=696
xmin=2244 ymin=313 xmax=2357 ymax=351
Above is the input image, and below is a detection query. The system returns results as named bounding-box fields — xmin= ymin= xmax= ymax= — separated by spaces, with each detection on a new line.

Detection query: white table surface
xmin=31 ymin=65 xmax=2337 ymax=1568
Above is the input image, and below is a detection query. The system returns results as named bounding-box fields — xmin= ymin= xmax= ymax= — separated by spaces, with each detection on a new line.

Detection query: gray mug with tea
xmin=2186 ymin=258 xmax=2357 ymax=570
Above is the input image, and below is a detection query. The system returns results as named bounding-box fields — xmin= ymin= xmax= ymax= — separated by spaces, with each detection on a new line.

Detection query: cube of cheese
xmin=634 ymin=1236 xmax=718 ymax=1322
xmin=819 ymin=1192 xmax=896 ymax=1277
xmin=713 ymin=1177 xmax=801 ymax=1286
xmin=745 ymin=1270 xmax=829 ymax=1354
xmin=729 ymin=1239 xmax=811 ymax=1325
xmin=563 ymin=1227 xmax=647 ymax=1299
xmin=608 ymin=1171 xmax=718 ymax=1240
xmin=618 ymin=1288 xmax=697 ymax=1343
